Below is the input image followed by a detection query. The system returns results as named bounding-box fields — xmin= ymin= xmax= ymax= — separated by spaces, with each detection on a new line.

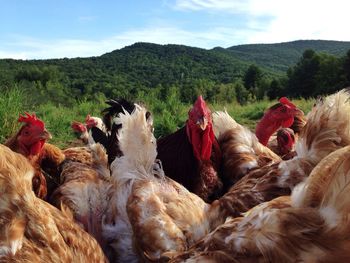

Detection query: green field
xmin=0 ymin=88 xmax=314 ymax=149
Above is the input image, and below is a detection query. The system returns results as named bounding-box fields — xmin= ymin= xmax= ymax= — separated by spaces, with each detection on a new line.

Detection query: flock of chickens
xmin=0 ymin=89 xmax=350 ymax=263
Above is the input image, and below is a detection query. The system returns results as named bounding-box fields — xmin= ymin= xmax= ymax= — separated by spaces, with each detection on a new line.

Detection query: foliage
xmin=1 ymin=40 xmax=350 ymax=109
xmin=0 ymin=87 xmax=27 ymax=141
xmin=243 ymin=64 xmax=263 ymax=97
xmin=227 ymin=40 xmax=350 ymax=72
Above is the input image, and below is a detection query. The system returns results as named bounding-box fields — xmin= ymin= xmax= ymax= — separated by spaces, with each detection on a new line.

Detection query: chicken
xmin=268 ymin=127 xmax=297 ymax=159
xmin=100 ymin=90 xmax=349 ymax=262
xmin=170 ymin=145 xmax=350 ymax=263
xmin=157 ymin=95 xmax=223 ymax=202
xmin=213 ymin=110 xmax=281 ymax=187
xmin=210 ymin=89 xmax=350 ymax=221
xmin=0 ymin=144 xmax=107 ymax=262
xmin=101 ymin=105 xmax=213 ymax=262
xmin=49 ymin=143 xmax=113 ymax=260
xmin=4 ymin=112 xmax=57 ymax=199
xmin=71 ymin=114 xmax=108 ymax=147
xmin=255 ymin=97 xmax=302 ymax=146
xmin=267 ymin=102 xmax=307 ymax=159
xmin=101 ymin=98 xmax=136 ymax=164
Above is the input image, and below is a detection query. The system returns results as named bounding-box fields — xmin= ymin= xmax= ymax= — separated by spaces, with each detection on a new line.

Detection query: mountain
xmin=1 ymin=40 xmax=349 ymax=105
xmin=225 ymin=40 xmax=350 ymax=72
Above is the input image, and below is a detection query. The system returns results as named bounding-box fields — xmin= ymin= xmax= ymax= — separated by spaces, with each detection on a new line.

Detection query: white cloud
xmin=174 ymin=0 xmax=250 ymax=13
xmin=175 ymin=0 xmax=350 ymax=44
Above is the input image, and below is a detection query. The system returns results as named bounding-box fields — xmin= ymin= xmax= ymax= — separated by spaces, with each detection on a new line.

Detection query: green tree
xmin=243 ymin=64 xmax=263 ymax=99
xmin=343 ymin=49 xmax=350 ymax=86
xmin=235 ymin=82 xmax=249 ymax=105
xmin=314 ymin=53 xmax=345 ymax=95
xmin=267 ymin=78 xmax=287 ymax=99
xmin=287 ymin=49 xmax=320 ymax=97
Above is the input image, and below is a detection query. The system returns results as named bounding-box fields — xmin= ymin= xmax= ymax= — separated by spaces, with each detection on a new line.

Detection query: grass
xmin=0 ymin=88 xmax=316 ymax=148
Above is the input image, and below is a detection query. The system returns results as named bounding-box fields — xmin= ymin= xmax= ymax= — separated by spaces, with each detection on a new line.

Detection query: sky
xmin=1 ymin=0 xmax=350 ymax=60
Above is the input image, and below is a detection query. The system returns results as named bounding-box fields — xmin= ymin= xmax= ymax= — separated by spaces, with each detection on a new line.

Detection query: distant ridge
xmin=224 ymin=40 xmax=350 ymax=72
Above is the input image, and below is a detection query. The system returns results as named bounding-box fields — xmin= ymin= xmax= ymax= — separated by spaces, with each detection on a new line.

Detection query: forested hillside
xmin=0 ymin=40 xmax=349 ymax=108
xmin=227 ymin=40 xmax=350 ymax=72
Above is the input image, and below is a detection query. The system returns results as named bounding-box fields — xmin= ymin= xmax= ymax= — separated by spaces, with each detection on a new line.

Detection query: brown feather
xmin=0 ymin=144 xmax=107 ymax=262
xmin=171 ymin=146 xmax=350 ymax=263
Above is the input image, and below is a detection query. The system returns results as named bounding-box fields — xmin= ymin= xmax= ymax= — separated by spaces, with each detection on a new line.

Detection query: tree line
xmin=0 ymin=45 xmax=349 ymax=107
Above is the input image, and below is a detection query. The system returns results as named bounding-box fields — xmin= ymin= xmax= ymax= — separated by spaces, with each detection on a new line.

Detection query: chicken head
xmin=256 ymin=97 xmax=302 ymax=146
xmin=17 ymin=112 xmax=51 ymax=156
xmin=186 ymin=95 xmax=214 ymax=161
xmin=277 ymin=128 xmax=295 ymax=155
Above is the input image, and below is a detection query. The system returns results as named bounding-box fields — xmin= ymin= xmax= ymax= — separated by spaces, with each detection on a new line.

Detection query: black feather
xmin=90 ymin=127 xmax=109 ymax=149
xmin=102 ymin=98 xmax=135 ymax=131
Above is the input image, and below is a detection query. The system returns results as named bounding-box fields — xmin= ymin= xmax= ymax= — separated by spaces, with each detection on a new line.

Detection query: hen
xmin=4 ymin=112 xmax=61 ymax=199
xmin=102 ymin=105 xmax=213 ymax=262
xmin=0 ymin=144 xmax=107 ymax=262
xmin=71 ymin=114 xmax=108 ymax=147
xmin=210 ymin=89 xmax=350 ymax=221
xmin=267 ymin=102 xmax=307 ymax=159
xmin=170 ymin=145 xmax=350 ymax=263
xmin=157 ymin=95 xmax=222 ymax=202
xmin=50 ymin=143 xmax=113 ymax=259
xmin=255 ymin=97 xmax=302 ymax=146
xmin=268 ymin=127 xmax=296 ymax=159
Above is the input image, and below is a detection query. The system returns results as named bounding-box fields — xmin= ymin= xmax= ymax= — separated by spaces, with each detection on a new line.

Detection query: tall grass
xmin=36 ymin=98 xmax=106 ymax=147
xmin=0 ymin=87 xmax=27 ymax=142
xmin=0 ymin=88 xmax=316 ymax=148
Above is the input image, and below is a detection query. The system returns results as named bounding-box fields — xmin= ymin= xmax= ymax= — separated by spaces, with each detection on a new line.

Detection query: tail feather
xmin=296 ymin=89 xmax=350 ymax=163
xmin=212 ymin=111 xmax=239 ymax=138
xmin=291 ymin=145 xmax=350 ymax=235
xmin=292 ymin=145 xmax=350 ymax=212
xmin=111 ymin=105 xmax=157 ymax=180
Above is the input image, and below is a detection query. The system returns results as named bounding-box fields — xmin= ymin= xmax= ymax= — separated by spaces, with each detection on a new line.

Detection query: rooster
xmin=170 ymin=145 xmax=350 ymax=263
xmin=210 ymin=89 xmax=350 ymax=221
xmin=4 ymin=112 xmax=61 ymax=199
xmin=0 ymin=144 xmax=108 ymax=262
xmin=157 ymin=95 xmax=223 ymax=202
xmin=100 ymin=98 xmax=136 ymax=164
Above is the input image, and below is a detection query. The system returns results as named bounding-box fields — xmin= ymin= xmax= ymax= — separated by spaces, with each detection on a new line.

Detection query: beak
xmin=197 ymin=116 xmax=208 ymax=131
xmin=39 ymin=129 xmax=52 ymax=140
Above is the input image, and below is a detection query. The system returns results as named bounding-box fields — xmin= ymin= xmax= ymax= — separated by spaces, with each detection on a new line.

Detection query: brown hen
xmin=0 ymin=144 xmax=107 ymax=262
xmin=170 ymin=145 xmax=350 ymax=263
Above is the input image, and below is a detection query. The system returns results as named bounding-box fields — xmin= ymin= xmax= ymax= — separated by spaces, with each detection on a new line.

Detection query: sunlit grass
xmin=0 ymin=88 xmax=317 ymax=148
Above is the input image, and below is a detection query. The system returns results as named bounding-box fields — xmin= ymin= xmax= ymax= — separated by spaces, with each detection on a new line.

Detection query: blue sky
xmin=1 ymin=0 xmax=350 ymax=59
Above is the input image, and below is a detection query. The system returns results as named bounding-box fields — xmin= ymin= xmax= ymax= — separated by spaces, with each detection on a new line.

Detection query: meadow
xmin=0 ymin=87 xmax=314 ymax=148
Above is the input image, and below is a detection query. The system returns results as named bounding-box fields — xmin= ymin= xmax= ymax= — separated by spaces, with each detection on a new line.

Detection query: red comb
xmin=85 ymin=114 xmax=91 ymax=122
xmin=18 ymin=112 xmax=45 ymax=129
xmin=279 ymin=97 xmax=296 ymax=108
xmin=71 ymin=121 xmax=87 ymax=133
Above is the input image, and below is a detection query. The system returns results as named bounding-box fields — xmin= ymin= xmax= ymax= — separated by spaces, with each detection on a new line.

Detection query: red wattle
xmin=30 ymin=140 xmax=45 ymax=156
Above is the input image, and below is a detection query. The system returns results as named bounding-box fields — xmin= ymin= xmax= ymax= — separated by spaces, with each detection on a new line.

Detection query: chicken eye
xmin=280 ymin=108 xmax=287 ymax=113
